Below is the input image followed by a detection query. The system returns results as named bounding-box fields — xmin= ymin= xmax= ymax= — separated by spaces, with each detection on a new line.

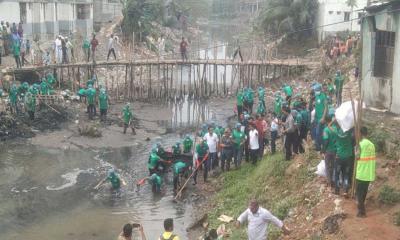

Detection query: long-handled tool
xmin=174 ymin=153 xmax=209 ymax=200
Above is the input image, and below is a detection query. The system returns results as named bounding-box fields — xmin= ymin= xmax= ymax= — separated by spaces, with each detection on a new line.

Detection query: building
xmin=0 ymin=0 xmax=93 ymax=40
xmin=317 ymin=0 xmax=368 ymax=43
xmin=361 ymin=1 xmax=400 ymax=114
xmin=93 ymin=0 xmax=123 ymax=30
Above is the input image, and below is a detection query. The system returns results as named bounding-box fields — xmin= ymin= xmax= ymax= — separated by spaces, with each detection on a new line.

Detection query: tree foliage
xmin=258 ymin=0 xmax=319 ymax=40
xmin=121 ymin=0 xmax=165 ymax=39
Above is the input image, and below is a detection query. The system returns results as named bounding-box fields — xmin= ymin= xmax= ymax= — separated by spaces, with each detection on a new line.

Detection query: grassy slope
xmin=208 ymin=151 xmax=320 ymax=239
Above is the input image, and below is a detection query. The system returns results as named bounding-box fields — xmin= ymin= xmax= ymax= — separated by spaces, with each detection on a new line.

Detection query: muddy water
xmin=0 ymin=98 xmax=235 ymax=240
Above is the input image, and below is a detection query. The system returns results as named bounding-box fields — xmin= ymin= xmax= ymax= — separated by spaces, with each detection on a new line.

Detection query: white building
xmin=317 ymin=0 xmax=368 ymax=43
xmin=0 ymin=0 xmax=93 ymax=40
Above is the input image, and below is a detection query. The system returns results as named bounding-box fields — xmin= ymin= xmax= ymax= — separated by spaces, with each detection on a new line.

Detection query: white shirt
xmin=203 ymin=132 xmax=218 ymax=153
xmin=249 ymin=129 xmax=259 ymax=150
xmin=271 ymin=118 xmax=279 ymax=132
xmin=108 ymin=37 xmax=115 ymax=50
xmin=237 ymin=207 xmax=283 ymax=240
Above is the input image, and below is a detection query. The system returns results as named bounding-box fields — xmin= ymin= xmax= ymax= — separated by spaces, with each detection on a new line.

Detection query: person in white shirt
xmin=203 ymin=127 xmax=219 ymax=170
xmin=248 ymin=123 xmax=259 ymax=165
xmin=107 ymin=34 xmax=116 ymax=61
xmin=270 ymin=113 xmax=279 ymax=154
xmin=236 ymin=199 xmax=290 ymax=240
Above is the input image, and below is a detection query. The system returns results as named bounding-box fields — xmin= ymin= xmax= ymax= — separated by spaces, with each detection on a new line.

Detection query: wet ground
xmin=0 ymin=97 xmax=236 ymax=240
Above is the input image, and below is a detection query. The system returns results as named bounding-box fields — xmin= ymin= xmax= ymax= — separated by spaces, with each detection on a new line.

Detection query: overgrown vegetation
xmin=367 ymin=126 xmax=389 ymax=153
xmin=394 ymin=211 xmax=400 ymax=226
xmin=208 ymin=152 xmax=319 ymax=239
xmin=378 ymin=185 xmax=400 ymax=205
xmin=258 ymin=0 xmax=319 ymax=41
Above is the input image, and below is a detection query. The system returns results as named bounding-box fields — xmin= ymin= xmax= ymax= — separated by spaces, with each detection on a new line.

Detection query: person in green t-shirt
xmin=236 ymin=89 xmax=244 ymax=119
xmin=149 ymin=173 xmax=162 ymax=193
xmin=256 ymin=100 xmax=266 ymax=116
xmin=232 ymin=123 xmax=246 ymax=168
xmin=314 ymin=84 xmax=328 ymax=151
xmin=326 ymin=78 xmax=335 ymax=99
xmin=121 ymin=103 xmax=136 ymax=134
xmin=193 ymin=140 xmax=209 ymax=185
xmin=282 ymin=84 xmax=293 ymax=105
xmin=12 ymin=41 xmax=21 ymax=68
xmin=24 ymin=91 xmax=36 ymax=120
xmin=334 ymin=128 xmax=354 ymax=195
xmin=9 ymin=84 xmax=18 ymax=114
xmin=99 ymin=88 xmax=109 ymax=121
xmin=243 ymin=88 xmax=254 ymax=114
xmin=86 ymin=84 xmax=96 ymax=120
xmin=322 ymin=114 xmax=337 ymax=188
xmin=82 ymin=38 xmax=90 ymax=62
xmin=95 ymin=169 xmax=126 ymax=191
xmin=334 ymin=70 xmax=344 ymax=106
xmin=183 ymin=135 xmax=193 ymax=154
xmin=40 ymin=78 xmax=49 ymax=95
xmin=172 ymin=161 xmax=187 ymax=192
xmin=148 ymin=148 xmax=162 ymax=175
xmin=274 ymin=92 xmax=283 ymax=118
xmin=258 ymin=86 xmax=266 ymax=109
xmin=172 ymin=142 xmax=182 ymax=156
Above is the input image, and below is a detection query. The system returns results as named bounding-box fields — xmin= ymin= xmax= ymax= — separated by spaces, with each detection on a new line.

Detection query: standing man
xmin=180 ymin=37 xmax=188 ymax=62
xmin=248 ymin=123 xmax=259 ymax=165
xmin=236 ymin=199 xmax=290 ymax=240
xmin=121 ymin=103 xmax=136 ymax=134
xmin=270 ymin=113 xmax=279 ymax=154
xmin=220 ymin=128 xmax=233 ymax=171
xmin=232 ymin=39 xmax=243 ymax=62
xmin=356 ymin=127 xmax=376 ymax=217
xmin=244 ymin=88 xmax=254 ymax=114
xmin=232 ymin=123 xmax=245 ymax=168
xmin=183 ymin=135 xmax=193 ymax=154
xmin=203 ymin=127 xmax=219 ymax=170
xmin=255 ymin=115 xmax=267 ymax=158
xmin=65 ymin=37 xmax=74 ymax=62
xmin=86 ymin=84 xmax=96 ymax=120
xmin=321 ymin=114 xmax=337 ymax=189
xmin=193 ymin=139 xmax=209 ymax=185
xmin=12 ymin=40 xmax=21 ymax=68
xmin=334 ymin=128 xmax=353 ymax=196
xmin=24 ymin=91 xmax=36 ymax=120
xmin=90 ymin=34 xmax=99 ymax=63
xmin=9 ymin=84 xmax=18 ymax=114
xmin=334 ymin=70 xmax=344 ymax=106
xmin=283 ymin=109 xmax=296 ymax=161
xmin=99 ymin=88 xmax=109 ymax=121
xmin=158 ymin=218 xmax=180 ymax=240
xmin=83 ymin=37 xmax=90 ymax=62
xmin=107 ymin=34 xmax=117 ymax=61
xmin=314 ymin=84 xmax=328 ymax=151
xmin=236 ymin=89 xmax=244 ymax=120
xmin=274 ymin=92 xmax=283 ymax=118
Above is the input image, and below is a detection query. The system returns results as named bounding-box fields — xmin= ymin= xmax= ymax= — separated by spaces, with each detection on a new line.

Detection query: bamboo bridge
xmin=1 ymin=58 xmax=319 ymax=101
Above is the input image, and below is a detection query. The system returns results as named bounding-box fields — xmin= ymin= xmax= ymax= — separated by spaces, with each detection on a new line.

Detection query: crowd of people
xmin=0 ymin=21 xmax=30 ymax=68
xmin=325 ymin=34 xmax=360 ymax=61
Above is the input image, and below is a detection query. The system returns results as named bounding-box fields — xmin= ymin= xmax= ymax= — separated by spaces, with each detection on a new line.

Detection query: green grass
xmin=378 ymin=185 xmax=400 ymax=205
xmin=207 ymin=152 xmax=319 ymax=239
xmin=394 ymin=211 xmax=400 ymax=226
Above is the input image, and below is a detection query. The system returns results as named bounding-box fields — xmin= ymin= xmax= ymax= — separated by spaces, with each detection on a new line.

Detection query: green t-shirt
xmin=87 ymin=88 xmax=96 ymax=105
xmin=150 ymin=174 xmax=162 ymax=187
xmin=173 ymin=162 xmax=186 ymax=175
xmin=334 ymin=75 xmax=344 ymax=91
xmin=315 ymin=92 xmax=327 ymax=122
xmin=237 ymin=92 xmax=244 ymax=106
xmin=40 ymin=81 xmax=49 ymax=95
xmin=327 ymin=83 xmax=335 ymax=94
xmin=122 ymin=108 xmax=132 ymax=124
xmin=335 ymin=129 xmax=353 ymax=159
xmin=183 ymin=138 xmax=193 ymax=153
xmin=24 ymin=92 xmax=36 ymax=112
xmin=295 ymin=113 xmax=302 ymax=126
xmin=274 ymin=98 xmax=282 ymax=116
xmin=148 ymin=153 xmax=160 ymax=169
xmin=99 ymin=93 xmax=108 ymax=110
xmin=283 ymin=85 xmax=293 ymax=97
xmin=323 ymin=125 xmax=337 ymax=153
xmin=12 ymin=43 xmax=20 ymax=56
xmin=300 ymin=109 xmax=309 ymax=127
xmin=232 ymin=129 xmax=245 ymax=149
xmin=196 ymin=143 xmax=208 ymax=157
xmin=108 ymin=175 xmax=121 ymax=189
xmin=83 ymin=40 xmax=90 ymax=49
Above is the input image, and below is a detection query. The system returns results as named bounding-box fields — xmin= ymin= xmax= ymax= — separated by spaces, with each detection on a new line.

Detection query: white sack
xmin=315 ymin=160 xmax=326 ymax=177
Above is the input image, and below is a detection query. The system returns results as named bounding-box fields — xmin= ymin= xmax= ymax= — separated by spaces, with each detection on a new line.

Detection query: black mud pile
xmin=0 ymin=104 xmax=72 ymax=141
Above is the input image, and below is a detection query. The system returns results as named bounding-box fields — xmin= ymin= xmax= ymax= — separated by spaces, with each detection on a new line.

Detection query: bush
xmin=369 ymin=128 xmax=388 ymax=153
xmin=378 ymin=185 xmax=400 ymax=205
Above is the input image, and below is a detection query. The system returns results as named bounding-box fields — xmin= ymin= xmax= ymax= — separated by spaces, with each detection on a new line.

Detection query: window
xmin=374 ymin=31 xmax=395 ymax=78
xmin=344 ymin=12 xmax=350 ymax=21
xmin=77 ymin=4 xmax=91 ymax=20
xmin=19 ymin=2 xmax=27 ymax=24
xmin=328 ymin=11 xmax=333 ymax=14
xmin=337 ymin=11 xmax=341 ymax=15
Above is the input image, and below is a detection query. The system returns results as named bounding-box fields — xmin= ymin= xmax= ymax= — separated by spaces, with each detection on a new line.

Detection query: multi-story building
xmin=0 ymin=0 xmax=93 ymax=40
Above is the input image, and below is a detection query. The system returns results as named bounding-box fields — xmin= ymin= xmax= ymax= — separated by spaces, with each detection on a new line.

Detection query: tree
xmin=258 ymin=0 xmax=319 ymax=41
xmin=346 ymin=0 xmax=358 ymax=31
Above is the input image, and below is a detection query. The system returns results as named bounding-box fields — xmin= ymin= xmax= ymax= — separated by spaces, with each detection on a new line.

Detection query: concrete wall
xmin=318 ymin=0 xmax=368 ymax=42
xmin=361 ymin=8 xmax=400 ymax=113
xmin=93 ymin=0 xmax=122 ymax=25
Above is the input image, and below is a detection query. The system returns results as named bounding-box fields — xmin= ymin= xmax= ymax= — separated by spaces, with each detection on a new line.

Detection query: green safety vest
xmin=356 ymin=138 xmax=376 ymax=182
